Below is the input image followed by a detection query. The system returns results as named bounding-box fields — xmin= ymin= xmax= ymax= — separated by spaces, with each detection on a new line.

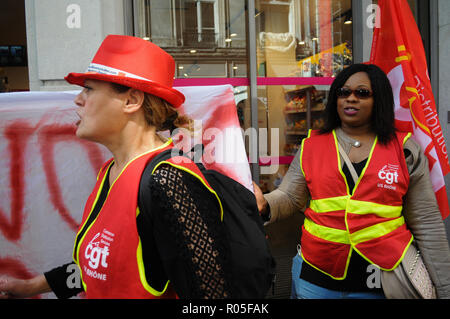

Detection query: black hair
xmin=320 ymin=63 xmax=396 ymax=144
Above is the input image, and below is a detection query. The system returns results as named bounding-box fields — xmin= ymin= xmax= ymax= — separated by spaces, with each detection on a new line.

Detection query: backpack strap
xmin=337 ymin=141 xmax=359 ymax=185
xmin=138 ymin=148 xmax=182 ymax=219
xmin=138 ymin=144 xmax=213 ymax=217
xmin=145 ymin=143 xmax=204 ymax=173
xmin=146 ymin=148 xmax=184 ymax=173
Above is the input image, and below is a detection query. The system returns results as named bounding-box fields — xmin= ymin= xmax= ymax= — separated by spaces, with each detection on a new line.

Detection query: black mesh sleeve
xmin=148 ymin=164 xmax=232 ymax=299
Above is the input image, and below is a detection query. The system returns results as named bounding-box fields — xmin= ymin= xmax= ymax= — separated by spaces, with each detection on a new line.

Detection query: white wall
xmin=24 ymin=0 xmax=127 ymax=91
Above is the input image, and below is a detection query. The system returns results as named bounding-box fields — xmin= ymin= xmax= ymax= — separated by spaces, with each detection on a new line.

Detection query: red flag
xmin=370 ymin=0 xmax=450 ymax=219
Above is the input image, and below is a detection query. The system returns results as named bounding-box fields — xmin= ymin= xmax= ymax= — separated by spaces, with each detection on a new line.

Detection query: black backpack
xmin=146 ymin=147 xmax=276 ymax=299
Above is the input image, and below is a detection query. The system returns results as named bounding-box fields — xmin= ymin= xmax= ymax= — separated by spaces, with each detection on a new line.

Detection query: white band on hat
xmin=86 ymin=63 xmax=149 ymax=81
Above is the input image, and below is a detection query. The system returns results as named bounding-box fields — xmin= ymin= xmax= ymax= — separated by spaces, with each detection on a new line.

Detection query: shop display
xmin=284 ymin=86 xmax=326 ymax=156
xmin=295 ymin=42 xmax=353 ymax=77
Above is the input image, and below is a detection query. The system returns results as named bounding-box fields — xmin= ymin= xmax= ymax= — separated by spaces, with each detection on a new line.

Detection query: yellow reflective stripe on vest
xmin=299 ymin=130 xmax=312 ymax=177
xmin=350 ymin=216 xmax=406 ymax=245
xmin=347 ymin=199 xmax=403 ymax=218
xmin=309 ymin=196 xmax=349 ymax=213
xmin=136 ymin=235 xmax=170 ymax=296
xmin=305 ymin=213 xmax=406 ymax=246
xmin=304 ymin=218 xmax=350 ymax=244
xmin=403 ymin=132 xmax=412 ymax=145
xmin=310 ymin=197 xmax=402 ymax=218
xmin=73 ymin=160 xmax=114 ymax=264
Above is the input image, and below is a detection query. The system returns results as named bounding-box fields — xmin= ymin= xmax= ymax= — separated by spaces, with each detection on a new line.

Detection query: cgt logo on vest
xmin=83 ymin=229 xmax=115 ymax=281
xmin=377 ymin=164 xmax=399 ymax=191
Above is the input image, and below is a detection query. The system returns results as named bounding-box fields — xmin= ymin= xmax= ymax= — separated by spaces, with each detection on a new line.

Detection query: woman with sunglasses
xmin=254 ymin=63 xmax=450 ymax=299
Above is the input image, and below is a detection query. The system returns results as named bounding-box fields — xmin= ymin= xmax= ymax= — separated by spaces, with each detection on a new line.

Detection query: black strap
xmin=146 ymin=148 xmax=182 ymax=173
xmin=145 ymin=143 xmax=205 ymax=172
xmin=138 ymin=144 xmax=208 ymax=214
xmin=138 ymin=145 xmax=203 ymax=213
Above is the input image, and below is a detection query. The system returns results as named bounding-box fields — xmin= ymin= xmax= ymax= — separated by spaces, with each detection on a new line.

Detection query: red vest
xmin=73 ymin=141 xmax=221 ymax=298
xmin=300 ymin=130 xmax=413 ymax=279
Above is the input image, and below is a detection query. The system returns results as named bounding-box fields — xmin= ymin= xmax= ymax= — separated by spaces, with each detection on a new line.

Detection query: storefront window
xmin=256 ymin=0 xmax=352 ymax=78
xmin=133 ymin=0 xmax=247 ymax=78
xmin=134 ymin=0 xmax=249 ymax=131
xmin=254 ymin=0 xmax=352 ymax=192
xmin=134 ymin=0 xmax=353 ymax=189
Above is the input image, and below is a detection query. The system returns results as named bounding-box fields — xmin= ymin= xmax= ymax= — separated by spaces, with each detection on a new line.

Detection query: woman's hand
xmin=252 ymin=181 xmax=269 ymax=216
xmin=0 ymin=275 xmax=51 ymax=299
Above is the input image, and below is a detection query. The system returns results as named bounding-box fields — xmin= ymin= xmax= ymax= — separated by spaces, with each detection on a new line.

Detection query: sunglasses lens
xmin=355 ymin=89 xmax=372 ymax=98
xmin=336 ymin=88 xmax=372 ymax=99
xmin=336 ymin=88 xmax=352 ymax=98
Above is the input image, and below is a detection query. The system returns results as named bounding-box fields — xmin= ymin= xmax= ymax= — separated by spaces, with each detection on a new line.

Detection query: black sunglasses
xmin=336 ymin=87 xmax=373 ymax=99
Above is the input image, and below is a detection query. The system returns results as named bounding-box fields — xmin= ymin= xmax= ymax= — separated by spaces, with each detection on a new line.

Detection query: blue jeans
xmin=290 ymin=254 xmax=385 ymax=299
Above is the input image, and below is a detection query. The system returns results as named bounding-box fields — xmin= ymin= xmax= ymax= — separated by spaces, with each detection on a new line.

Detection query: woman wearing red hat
xmin=0 ymin=35 xmax=231 ymax=299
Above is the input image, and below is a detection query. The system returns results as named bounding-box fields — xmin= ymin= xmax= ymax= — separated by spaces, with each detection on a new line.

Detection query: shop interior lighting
xmin=225 ymin=38 xmax=232 ymax=42
xmin=190 ymin=49 xmax=197 ymax=53
xmin=344 ymin=12 xmax=352 ymax=25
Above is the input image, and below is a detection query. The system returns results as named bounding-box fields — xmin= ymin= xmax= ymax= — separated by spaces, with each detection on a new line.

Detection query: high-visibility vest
xmin=73 ymin=140 xmax=222 ymax=298
xmin=300 ymin=130 xmax=413 ymax=279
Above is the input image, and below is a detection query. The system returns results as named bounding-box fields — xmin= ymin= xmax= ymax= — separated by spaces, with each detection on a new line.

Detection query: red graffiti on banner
xmin=38 ymin=124 xmax=104 ymax=231
xmin=0 ymin=121 xmax=105 ymax=241
xmin=0 ymin=121 xmax=35 ymax=241
xmin=0 ymin=119 xmax=105 ymax=296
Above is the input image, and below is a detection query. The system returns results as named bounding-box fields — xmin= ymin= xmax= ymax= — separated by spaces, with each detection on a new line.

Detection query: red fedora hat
xmin=65 ymin=35 xmax=185 ymax=108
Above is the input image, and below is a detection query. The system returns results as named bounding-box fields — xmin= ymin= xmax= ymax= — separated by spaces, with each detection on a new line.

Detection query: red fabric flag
xmin=370 ymin=0 xmax=450 ymax=219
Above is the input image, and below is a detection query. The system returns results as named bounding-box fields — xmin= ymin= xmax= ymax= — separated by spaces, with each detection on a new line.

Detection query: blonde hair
xmin=142 ymin=93 xmax=192 ymax=132
xmin=110 ymin=82 xmax=192 ymax=132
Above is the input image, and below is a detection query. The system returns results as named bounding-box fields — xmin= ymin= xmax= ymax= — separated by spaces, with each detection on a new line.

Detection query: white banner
xmin=0 ymin=85 xmax=251 ymax=298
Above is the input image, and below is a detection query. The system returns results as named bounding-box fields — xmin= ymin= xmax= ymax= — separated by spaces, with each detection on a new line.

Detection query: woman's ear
xmin=123 ymin=89 xmax=145 ymax=114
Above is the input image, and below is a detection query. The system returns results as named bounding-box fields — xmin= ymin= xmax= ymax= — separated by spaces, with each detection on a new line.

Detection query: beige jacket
xmin=264 ymin=128 xmax=450 ymax=298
